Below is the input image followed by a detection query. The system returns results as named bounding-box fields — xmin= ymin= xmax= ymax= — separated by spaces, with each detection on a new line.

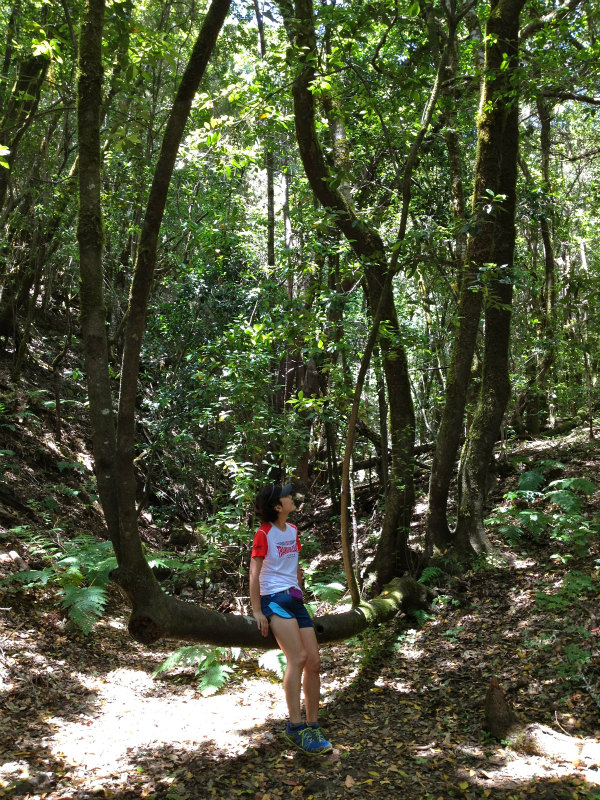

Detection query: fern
xmin=310 ymin=581 xmax=345 ymax=603
xmin=518 ymin=469 xmax=545 ymax=492
xmin=61 ymin=585 xmax=108 ymax=635
xmin=418 ymin=566 xmax=443 ymax=586
xmin=547 ymin=477 xmax=596 ymax=496
xmin=407 ymin=608 xmax=432 ymax=626
xmin=545 ymin=489 xmax=583 ymax=514
xmin=4 ymin=528 xmax=116 ymax=634
xmin=198 ymin=660 xmax=233 ymax=696
xmin=154 ymin=645 xmax=237 ymax=696
xmin=7 ymin=568 xmax=53 ymax=586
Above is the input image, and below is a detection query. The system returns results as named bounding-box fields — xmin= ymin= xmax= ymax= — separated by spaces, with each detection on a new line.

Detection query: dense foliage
xmin=1 ymin=0 xmax=599 ymax=602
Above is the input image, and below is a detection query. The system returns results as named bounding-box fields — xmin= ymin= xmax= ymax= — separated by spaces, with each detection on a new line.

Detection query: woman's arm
xmin=249 ymin=556 xmax=269 ymax=637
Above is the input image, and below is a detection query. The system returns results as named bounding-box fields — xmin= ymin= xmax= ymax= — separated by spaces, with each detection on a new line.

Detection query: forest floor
xmin=1 ymin=356 xmax=600 ymax=800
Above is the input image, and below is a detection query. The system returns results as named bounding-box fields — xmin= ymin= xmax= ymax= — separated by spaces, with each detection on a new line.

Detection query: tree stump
xmin=483 ymin=677 xmax=600 ymax=765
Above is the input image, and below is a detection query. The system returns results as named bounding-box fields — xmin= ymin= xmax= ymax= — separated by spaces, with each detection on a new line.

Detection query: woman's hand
xmin=254 ymin=611 xmax=269 ymax=637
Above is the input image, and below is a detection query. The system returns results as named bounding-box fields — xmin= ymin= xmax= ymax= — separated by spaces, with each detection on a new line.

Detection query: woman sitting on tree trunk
xmin=249 ymin=483 xmax=332 ymax=755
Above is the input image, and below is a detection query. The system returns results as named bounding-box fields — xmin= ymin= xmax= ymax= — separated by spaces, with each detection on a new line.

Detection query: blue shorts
xmin=260 ymin=591 xmax=313 ymax=629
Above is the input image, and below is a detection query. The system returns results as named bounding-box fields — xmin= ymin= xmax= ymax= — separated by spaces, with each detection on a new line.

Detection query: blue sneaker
xmin=308 ymin=724 xmax=333 ymax=754
xmin=284 ymin=723 xmax=332 ymax=755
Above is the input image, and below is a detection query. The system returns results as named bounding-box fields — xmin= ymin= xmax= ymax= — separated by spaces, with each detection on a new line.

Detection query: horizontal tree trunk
xmin=124 ymin=575 xmax=428 ymax=649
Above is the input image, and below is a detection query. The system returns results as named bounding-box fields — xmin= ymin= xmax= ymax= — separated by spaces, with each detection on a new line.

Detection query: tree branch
xmin=520 ymin=0 xmax=582 ymax=41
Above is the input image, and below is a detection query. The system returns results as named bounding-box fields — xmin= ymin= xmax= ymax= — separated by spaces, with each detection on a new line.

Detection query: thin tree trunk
xmin=253 ymin=0 xmax=276 ymax=267
xmin=534 ymin=95 xmax=557 ymax=403
xmin=77 ymin=0 xmax=121 ymax=549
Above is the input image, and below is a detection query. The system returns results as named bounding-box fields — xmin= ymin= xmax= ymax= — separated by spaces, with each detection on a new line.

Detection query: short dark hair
xmin=255 ymin=484 xmax=292 ymax=523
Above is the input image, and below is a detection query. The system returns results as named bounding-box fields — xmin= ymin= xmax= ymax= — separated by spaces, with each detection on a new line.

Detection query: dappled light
xmin=1 ymin=0 xmax=600 ymax=795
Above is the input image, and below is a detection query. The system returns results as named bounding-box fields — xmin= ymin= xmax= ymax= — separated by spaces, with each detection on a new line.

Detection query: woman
xmin=249 ymin=483 xmax=332 ymax=755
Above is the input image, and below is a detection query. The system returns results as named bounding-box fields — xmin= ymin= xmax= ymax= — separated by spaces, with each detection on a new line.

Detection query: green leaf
xmin=310 ymin=581 xmax=345 ymax=603
xmin=547 ymin=477 xmax=596 ymax=496
xmin=545 ymin=489 xmax=581 ymax=514
xmin=198 ymin=662 xmax=233 ymax=696
xmin=61 ymin=585 xmax=107 ymax=635
xmin=57 ymin=460 xmax=87 ymax=473
xmin=6 ymin=568 xmax=53 ymax=586
xmin=518 ymin=469 xmax=545 ymax=492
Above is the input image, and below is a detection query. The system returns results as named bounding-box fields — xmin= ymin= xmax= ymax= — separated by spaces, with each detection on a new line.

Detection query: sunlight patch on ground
xmin=453 ymin=743 xmax=600 ymax=789
xmin=374 ymin=676 xmax=413 ymax=693
xmin=44 ymin=668 xmax=288 ymax=784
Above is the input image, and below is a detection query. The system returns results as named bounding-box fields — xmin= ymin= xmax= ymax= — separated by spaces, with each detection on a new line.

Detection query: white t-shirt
xmin=251 ymin=521 xmax=301 ymax=596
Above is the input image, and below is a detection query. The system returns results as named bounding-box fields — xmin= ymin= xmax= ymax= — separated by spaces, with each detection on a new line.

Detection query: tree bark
xmin=527 ymin=95 xmax=557 ymax=431
xmin=113 ymin=0 xmax=232 ymax=604
xmin=78 ymin=0 xmax=232 ymax=610
xmin=127 ymin=575 xmax=428 ymax=647
xmin=77 ymin=0 xmax=121 ymax=549
xmin=428 ymin=0 xmax=526 ymax=554
xmin=484 ymin=678 xmax=600 ymax=765
xmin=253 ymin=0 xmax=276 ymax=268
xmin=454 ymin=0 xmax=526 ymax=556
xmin=277 ymin=0 xmax=416 ymax=587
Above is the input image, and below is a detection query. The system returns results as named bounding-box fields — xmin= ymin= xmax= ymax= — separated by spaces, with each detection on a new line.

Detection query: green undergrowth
xmin=485 ymin=460 xmax=598 ymax=560
xmin=485 ymin=460 xmax=599 ymax=683
xmin=2 ymin=454 xmax=598 ymax=696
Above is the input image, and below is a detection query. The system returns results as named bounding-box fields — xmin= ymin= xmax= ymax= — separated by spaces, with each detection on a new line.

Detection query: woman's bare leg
xmin=299 ymin=626 xmax=321 ymax=723
xmin=269 ymin=615 xmax=307 ymax=724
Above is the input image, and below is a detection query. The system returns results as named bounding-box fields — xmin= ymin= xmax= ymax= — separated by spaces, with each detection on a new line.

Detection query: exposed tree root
xmin=484 ymin=677 xmax=600 ymax=766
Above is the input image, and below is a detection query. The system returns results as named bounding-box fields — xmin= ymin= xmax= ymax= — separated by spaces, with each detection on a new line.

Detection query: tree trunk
xmin=113 ymin=0 xmax=232 ymax=605
xmin=253 ymin=0 xmax=275 ymax=268
xmin=428 ymin=0 xmax=526 ymax=555
xmin=454 ymin=0 xmax=526 ymax=556
xmin=77 ymin=0 xmax=232 ymax=608
xmin=0 ymin=51 xmax=50 ymax=213
xmin=77 ymin=0 xmax=121 ymax=550
xmin=277 ymin=0 xmax=417 ymax=586
xmin=128 ymin=575 xmax=429 ymax=648
xmin=529 ymin=94 xmax=557 ymax=430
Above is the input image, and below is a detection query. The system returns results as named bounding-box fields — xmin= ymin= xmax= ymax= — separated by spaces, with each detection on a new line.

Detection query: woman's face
xmin=277 ymin=493 xmax=296 ymax=515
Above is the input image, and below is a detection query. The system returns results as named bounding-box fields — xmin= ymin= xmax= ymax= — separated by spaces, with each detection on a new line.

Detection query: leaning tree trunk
xmin=276 ymin=0 xmax=417 ymax=588
xmin=426 ymin=9 xmax=475 ymax=551
xmin=113 ymin=0 xmax=232 ymax=605
xmin=77 ymin=0 xmax=233 ymax=614
xmin=280 ymin=0 xmax=450 ymax=586
xmin=454 ymin=0 xmax=526 ymax=556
